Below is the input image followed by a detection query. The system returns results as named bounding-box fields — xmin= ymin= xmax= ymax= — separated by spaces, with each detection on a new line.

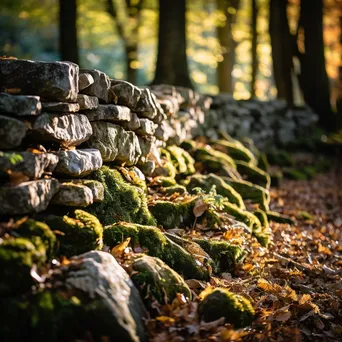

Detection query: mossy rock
xmin=164 ymin=184 xmax=186 ymax=195
xmin=266 ymin=150 xmax=294 ymax=167
xmin=257 ymin=153 xmax=269 ymax=172
xmin=151 ymin=176 xmax=177 ymax=188
xmin=199 ymin=288 xmax=254 ymax=328
xmin=17 ymin=218 xmax=57 ymax=260
xmin=0 ymin=237 xmax=46 ymax=295
xmin=192 ymin=238 xmax=245 ymax=273
xmin=269 ymin=169 xmax=283 ymax=187
xmin=266 ymin=211 xmax=294 ymax=225
xmin=165 ymin=146 xmax=195 ymax=175
xmin=87 ymin=166 xmax=156 ymax=226
xmin=235 ymin=161 xmax=271 ymax=189
xmin=186 ymin=174 xmax=245 ymax=209
xmin=180 ymin=140 xmax=196 ymax=152
xmin=130 ymin=254 xmax=191 ymax=305
xmin=210 ymin=139 xmax=256 ymax=164
xmin=44 ymin=210 xmax=103 ymax=257
xmin=223 ymin=178 xmax=270 ymax=210
xmin=253 ymin=209 xmax=269 ymax=227
xmin=103 ymin=222 xmax=211 ymax=280
xmin=195 ymin=146 xmax=236 ymax=169
xmin=254 ymin=231 xmax=271 ymax=247
xmin=283 ymin=168 xmax=308 ymax=180
xmin=149 ymin=199 xmax=196 ymax=229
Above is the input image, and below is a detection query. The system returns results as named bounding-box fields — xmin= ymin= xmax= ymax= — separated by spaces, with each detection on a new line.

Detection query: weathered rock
xmin=80 ymin=69 xmax=110 ymax=103
xmin=136 ymin=118 xmax=155 ymax=136
xmin=65 ymin=179 xmax=104 ymax=202
xmin=138 ymin=136 xmax=155 ymax=157
xmin=116 ymin=131 xmax=142 ymax=166
xmin=135 ymin=89 xmax=157 ymax=119
xmin=110 ymin=79 xmax=142 ymax=109
xmin=0 ymin=179 xmax=60 ymax=215
xmin=54 ymin=251 xmax=147 ymax=342
xmin=77 ymin=94 xmax=99 ymax=111
xmin=54 ymin=148 xmax=102 ymax=177
xmin=138 ymin=160 xmax=155 ymax=176
xmin=0 ymin=151 xmax=58 ymax=179
xmin=0 ymin=59 xmax=78 ymax=102
xmin=51 ymin=183 xmax=93 ymax=206
xmin=41 ymin=102 xmax=80 ymax=113
xmin=155 ymin=122 xmax=173 ymax=141
xmin=130 ymin=254 xmax=191 ymax=305
xmin=0 ymin=115 xmax=28 ymax=149
xmin=85 ymin=104 xmax=131 ymax=122
xmin=78 ymin=72 xmax=94 ymax=91
xmin=32 ymin=113 xmax=92 ymax=147
xmin=0 ymin=92 xmax=42 ymax=116
xmin=121 ymin=112 xmax=141 ymax=131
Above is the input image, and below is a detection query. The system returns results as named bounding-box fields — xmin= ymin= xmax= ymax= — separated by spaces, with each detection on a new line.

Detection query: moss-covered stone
xmin=235 ymin=161 xmax=271 ymax=189
xmin=180 ymin=140 xmax=196 ymax=152
xmin=165 ymin=146 xmax=195 ymax=175
xmin=199 ymin=288 xmax=254 ymax=328
xmin=223 ymin=178 xmax=270 ymax=210
xmin=192 ymin=238 xmax=245 ymax=273
xmin=254 ymin=231 xmax=271 ymax=247
xmin=149 ymin=199 xmax=196 ymax=229
xmin=266 ymin=211 xmax=294 ymax=225
xmin=0 ymin=237 xmax=45 ymax=295
xmin=269 ymin=169 xmax=283 ymax=187
xmin=211 ymin=139 xmax=256 ymax=164
xmin=44 ymin=210 xmax=103 ymax=257
xmin=266 ymin=150 xmax=294 ymax=167
xmin=253 ymin=209 xmax=269 ymax=227
xmin=87 ymin=166 xmax=156 ymax=226
xmin=130 ymin=254 xmax=191 ymax=305
xmin=186 ymin=174 xmax=245 ymax=209
xmin=257 ymin=153 xmax=269 ymax=172
xmin=164 ymin=184 xmax=186 ymax=195
xmin=151 ymin=176 xmax=177 ymax=188
xmin=103 ymin=222 xmax=211 ymax=280
xmin=283 ymin=168 xmax=308 ymax=180
xmin=195 ymin=146 xmax=236 ymax=169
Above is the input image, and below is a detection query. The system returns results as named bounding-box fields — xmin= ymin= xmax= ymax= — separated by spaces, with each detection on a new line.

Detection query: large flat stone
xmin=110 ymin=79 xmax=141 ymax=109
xmin=0 ymin=115 xmax=28 ymax=149
xmin=0 ymin=59 xmax=78 ymax=102
xmin=80 ymin=69 xmax=110 ymax=103
xmin=135 ymin=118 xmax=155 ymax=136
xmin=0 ymin=179 xmax=60 ymax=215
xmin=54 ymin=251 xmax=147 ymax=342
xmin=32 ymin=113 xmax=92 ymax=147
xmin=0 ymin=151 xmax=58 ymax=179
xmin=77 ymin=94 xmax=99 ymax=111
xmin=51 ymin=183 xmax=93 ymax=206
xmin=0 ymin=92 xmax=42 ymax=116
xmin=54 ymin=148 xmax=102 ymax=177
xmin=41 ymin=102 xmax=80 ymax=113
xmin=85 ymin=104 xmax=131 ymax=122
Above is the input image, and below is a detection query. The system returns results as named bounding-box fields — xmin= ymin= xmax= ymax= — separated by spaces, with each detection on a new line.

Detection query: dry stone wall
xmin=0 ymin=59 xmax=210 ymax=217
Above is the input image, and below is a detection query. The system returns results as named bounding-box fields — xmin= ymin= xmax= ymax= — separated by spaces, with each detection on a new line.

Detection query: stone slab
xmin=0 ymin=115 xmax=28 ymax=149
xmin=0 ymin=92 xmax=42 ymax=116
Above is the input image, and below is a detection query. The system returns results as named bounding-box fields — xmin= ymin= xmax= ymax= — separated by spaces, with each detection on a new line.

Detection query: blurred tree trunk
xmin=298 ymin=0 xmax=334 ymax=130
xmin=59 ymin=0 xmax=79 ymax=64
xmin=152 ymin=0 xmax=193 ymax=88
xmin=251 ymin=0 xmax=258 ymax=97
xmin=216 ymin=0 xmax=239 ymax=93
xmin=269 ymin=0 xmax=293 ymax=105
xmin=337 ymin=14 xmax=342 ymax=128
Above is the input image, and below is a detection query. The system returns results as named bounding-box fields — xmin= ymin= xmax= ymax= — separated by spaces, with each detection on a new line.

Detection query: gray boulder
xmin=135 ymin=119 xmax=155 ymax=136
xmin=115 ymin=130 xmax=142 ymax=166
xmin=0 ymin=179 xmax=60 ymax=215
xmin=64 ymin=179 xmax=104 ymax=202
xmin=80 ymin=69 xmax=110 ymax=103
xmin=0 ymin=59 xmax=78 ymax=102
xmin=121 ymin=112 xmax=141 ymax=131
xmin=51 ymin=183 xmax=94 ymax=206
xmin=0 ymin=92 xmax=41 ymax=116
xmin=78 ymin=72 xmax=94 ymax=91
xmin=0 ymin=115 xmax=28 ymax=149
xmin=77 ymin=94 xmax=99 ymax=111
xmin=134 ymin=88 xmax=157 ymax=120
xmin=85 ymin=104 xmax=131 ymax=122
xmin=110 ymin=79 xmax=142 ymax=109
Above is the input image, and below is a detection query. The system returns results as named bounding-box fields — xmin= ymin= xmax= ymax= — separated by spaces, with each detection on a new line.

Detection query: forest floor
xmin=145 ymin=168 xmax=342 ymax=342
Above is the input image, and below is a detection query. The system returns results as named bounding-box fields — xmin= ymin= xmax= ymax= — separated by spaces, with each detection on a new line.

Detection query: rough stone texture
xmin=0 ymin=179 xmax=60 ymax=215
xmin=121 ymin=112 xmax=141 ymax=131
xmin=110 ymin=79 xmax=142 ymax=109
xmin=85 ymin=104 xmax=131 ymax=122
xmin=41 ymin=102 xmax=80 ymax=113
xmin=154 ymin=122 xmax=173 ymax=141
xmin=0 ymin=115 xmax=28 ymax=149
xmin=135 ymin=88 xmax=157 ymax=120
xmin=77 ymin=94 xmax=99 ymax=111
xmin=138 ymin=160 xmax=155 ymax=177
xmin=54 ymin=148 xmax=102 ymax=177
xmin=0 ymin=151 xmax=58 ymax=179
xmin=138 ymin=136 xmax=155 ymax=157
xmin=78 ymin=73 xmax=94 ymax=91
xmin=0 ymin=59 xmax=78 ymax=102
xmin=66 ymin=179 xmax=104 ymax=202
xmin=115 ymin=131 xmax=142 ymax=166
xmin=136 ymin=118 xmax=155 ymax=136
xmin=32 ymin=113 xmax=92 ymax=147
xmin=54 ymin=251 xmax=147 ymax=342
xmin=80 ymin=69 xmax=110 ymax=103
xmin=51 ymin=183 xmax=93 ymax=206
xmin=0 ymin=92 xmax=42 ymax=116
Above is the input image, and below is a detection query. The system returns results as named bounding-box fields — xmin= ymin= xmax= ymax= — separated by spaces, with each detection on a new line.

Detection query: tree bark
xmin=269 ymin=0 xmax=293 ymax=105
xmin=152 ymin=0 xmax=193 ymax=88
xmin=251 ymin=0 xmax=258 ymax=97
xmin=216 ymin=0 xmax=238 ymax=93
xmin=59 ymin=0 xmax=79 ymax=64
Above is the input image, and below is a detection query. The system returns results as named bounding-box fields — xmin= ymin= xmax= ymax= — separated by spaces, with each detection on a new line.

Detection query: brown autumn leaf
xmin=111 ymin=237 xmax=131 ymax=258
xmin=4 ymin=88 xmax=21 ymax=94
xmin=272 ymin=307 xmax=292 ymax=322
xmin=193 ymin=198 xmax=208 ymax=218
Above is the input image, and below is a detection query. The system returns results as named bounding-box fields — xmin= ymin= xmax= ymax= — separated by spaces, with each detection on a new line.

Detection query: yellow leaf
xmin=155 ymin=316 xmax=175 ymax=325
xmin=111 ymin=237 xmax=131 ymax=258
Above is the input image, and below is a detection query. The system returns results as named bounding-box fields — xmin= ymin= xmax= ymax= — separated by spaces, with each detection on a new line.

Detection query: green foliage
xmin=0 ymin=152 xmax=24 ymax=165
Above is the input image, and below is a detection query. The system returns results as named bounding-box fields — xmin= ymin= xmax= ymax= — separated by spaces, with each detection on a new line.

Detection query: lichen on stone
xmin=235 ymin=161 xmax=271 ymax=189
xmin=195 ymin=146 xmax=236 ymax=170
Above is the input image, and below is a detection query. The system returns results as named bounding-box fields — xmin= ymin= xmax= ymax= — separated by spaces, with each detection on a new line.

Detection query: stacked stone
xmin=206 ymin=94 xmax=318 ymax=149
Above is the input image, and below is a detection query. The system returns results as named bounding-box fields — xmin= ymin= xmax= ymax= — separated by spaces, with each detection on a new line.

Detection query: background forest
xmin=0 ymin=0 xmax=341 ymax=129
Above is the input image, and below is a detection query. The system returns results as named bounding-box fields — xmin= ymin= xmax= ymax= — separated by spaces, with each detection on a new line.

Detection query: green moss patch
xmin=266 ymin=211 xmax=294 ymax=225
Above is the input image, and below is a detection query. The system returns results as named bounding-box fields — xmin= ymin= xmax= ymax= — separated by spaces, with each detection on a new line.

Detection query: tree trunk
xmin=152 ymin=0 xmax=193 ymax=88
xmin=251 ymin=0 xmax=258 ymax=98
xmin=125 ymin=44 xmax=138 ymax=84
xmin=299 ymin=0 xmax=334 ymax=130
xmin=216 ymin=0 xmax=237 ymax=93
xmin=59 ymin=0 xmax=79 ymax=64
xmin=269 ymin=0 xmax=293 ymax=105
